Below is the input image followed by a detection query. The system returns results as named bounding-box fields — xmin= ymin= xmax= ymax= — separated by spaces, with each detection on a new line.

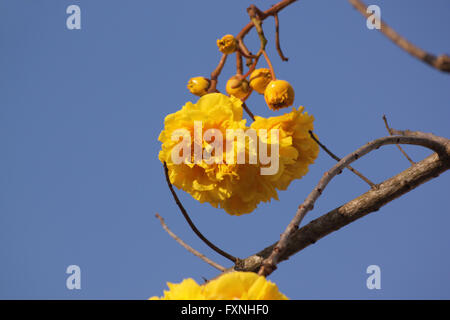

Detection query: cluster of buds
xmin=187 ymin=34 xmax=295 ymax=111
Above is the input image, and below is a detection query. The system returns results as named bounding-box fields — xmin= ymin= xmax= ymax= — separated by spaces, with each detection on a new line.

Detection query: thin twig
xmin=349 ymin=0 xmax=450 ymax=73
xmin=208 ymin=54 xmax=228 ymax=93
xmin=240 ymin=56 xmax=260 ymax=80
xmin=262 ymin=50 xmax=276 ymax=80
xmin=236 ymin=0 xmax=298 ymax=40
xmin=259 ymin=131 xmax=449 ymax=276
xmin=155 ymin=213 xmax=227 ymax=272
xmin=163 ymin=162 xmax=238 ymax=263
xmin=309 ymin=130 xmax=375 ymax=188
xmin=242 ymin=102 xmax=255 ymax=121
xmin=237 ymin=44 xmax=256 ymax=60
xmin=274 ymin=13 xmax=289 ymax=61
xmin=382 ymin=115 xmax=415 ymax=165
xmin=236 ymin=50 xmax=243 ymax=75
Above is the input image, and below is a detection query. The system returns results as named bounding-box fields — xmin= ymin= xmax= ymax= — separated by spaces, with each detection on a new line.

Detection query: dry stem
xmin=155 ymin=213 xmax=227 ymax=272
xmin=309 ymin=130 xmax=376 ymax=188
xmin=274 ymin=13 xmax=289 ymax=61
xmin=163 ymin=162 xmax=238 ymax=263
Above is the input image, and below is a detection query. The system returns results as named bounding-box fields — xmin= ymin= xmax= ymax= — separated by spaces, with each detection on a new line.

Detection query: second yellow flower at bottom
xmin=150 ymin=271 xmax=288 ymax=300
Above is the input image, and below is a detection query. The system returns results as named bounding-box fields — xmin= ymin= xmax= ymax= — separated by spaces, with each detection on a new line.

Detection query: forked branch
xmin=258 ymin=130 xmax=450 ymax=276
xmin=236 ymin=152 xmax=449 ymax=273
xmin=383 ymin=115 xmax=415 ymax=165
xmin=309 ymin=130 xmax=376 ymax=188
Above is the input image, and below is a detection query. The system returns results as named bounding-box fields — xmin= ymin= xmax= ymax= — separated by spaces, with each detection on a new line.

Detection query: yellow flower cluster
xmin=150 ymin=271 xmax=288 ymax=300
xmin=251 ymin=106 xmax=319 ymax=190
xmin=158 ymin=93 xmax=318 ymax=215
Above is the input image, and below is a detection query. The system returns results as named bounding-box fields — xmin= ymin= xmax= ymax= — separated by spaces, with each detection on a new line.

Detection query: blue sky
xmin=0 ymin=0 xmax=449 ymax=299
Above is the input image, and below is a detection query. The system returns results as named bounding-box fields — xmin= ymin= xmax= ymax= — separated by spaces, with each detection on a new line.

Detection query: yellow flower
xmin=217 ymin=34 xmax=237 ymax=54
xmin=204 ymin=272 xmax=288 ymax=300
xmin=159 ymin=93 xmax=318 ymax=215
xmin=150 ymin=278 xmax=206 ymax=300
xmin=264 ymin=80 xmax=295 ymax=110
xmin=251 ymin=106 xmax=319 ymax=190
xmin=187 ymin=77 xmax=210 ymax=96
xmin=150 ymin=271 xmax=288 ymax=300
xmin=158 ymin=93 xmax=276 ymax=215
xmin=249 ymin=68 xmax=272 ymax=94
xmin=226 ymin=75 xmax=250 ymax=100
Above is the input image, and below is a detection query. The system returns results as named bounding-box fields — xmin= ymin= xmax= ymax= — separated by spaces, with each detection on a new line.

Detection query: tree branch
xmin=258 ymin=131 xmax=450 ymax=276
xmin=236 ymin=146 xmax=450 ymax=273
xmin=155 ymin=213 xmax=227 ymax=272
xmin=349 ymin=0 xmax=450 ymax=73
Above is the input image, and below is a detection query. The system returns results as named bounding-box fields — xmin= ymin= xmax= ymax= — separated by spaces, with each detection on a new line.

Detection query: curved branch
xmin=349 ymin=0 xmax=450 ymax=73
xmin=274 ymin=13 xmax=289 ymax=61
xmin=163 ymin=162 xmax=238 ymax=263
xmin=236 ymin=148 xmax=450 ymax=273
xmin=258 ymin=131 xmax=450 ymax=275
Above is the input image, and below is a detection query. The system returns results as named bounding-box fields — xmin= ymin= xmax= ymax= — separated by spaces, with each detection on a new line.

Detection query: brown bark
xmin=236 ymin=150 xmax=450 ymax=273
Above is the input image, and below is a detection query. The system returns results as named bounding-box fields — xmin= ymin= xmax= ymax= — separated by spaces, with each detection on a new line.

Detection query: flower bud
xmin=226 ymin=76 xmax=250 ymax=100
xmin=217 ymin=34 xmax=237 ymax=54
xmin=264 ymin=80 xmax=295 ymax=110
xmin=187 ymin=77 xmax=210 ymax=96
xmin=249 ymin=68 xmax=272 ymax=94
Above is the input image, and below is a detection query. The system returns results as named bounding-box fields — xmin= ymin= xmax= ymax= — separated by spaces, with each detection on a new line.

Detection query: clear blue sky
xmin=1 ymin=0 xmax=449 ymax=299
